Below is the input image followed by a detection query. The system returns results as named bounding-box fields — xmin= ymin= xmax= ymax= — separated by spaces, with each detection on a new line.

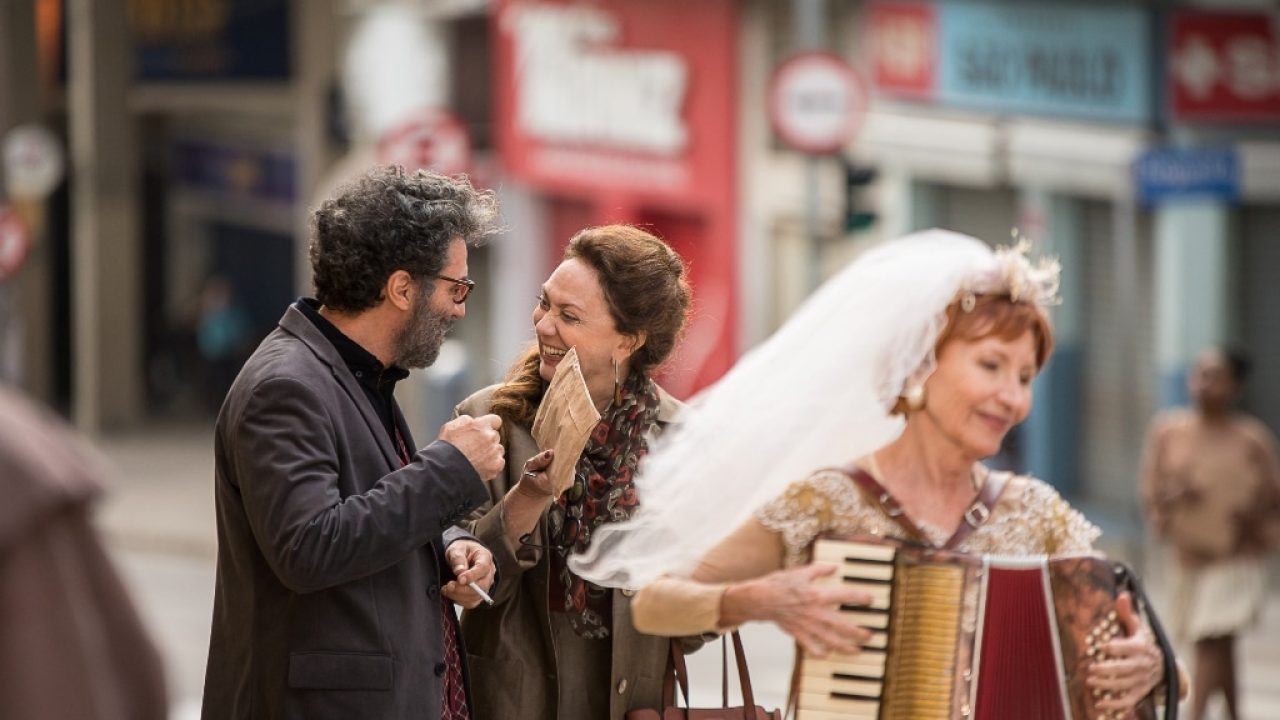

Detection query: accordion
xmin=796 ymin=535 xmax=1160 ymax=720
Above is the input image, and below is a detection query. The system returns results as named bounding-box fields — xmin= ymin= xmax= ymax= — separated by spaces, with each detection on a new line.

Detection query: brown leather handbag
xmin=625 ymin=632 xmax=782 ymax=720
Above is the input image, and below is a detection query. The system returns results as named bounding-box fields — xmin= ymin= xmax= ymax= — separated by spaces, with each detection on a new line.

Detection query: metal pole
xmin=794 ymin=0 xmax=826 ymax=292
xmin=1112 ymin=187 xmax=1143 ymax=523
xmin=69 ymin=0 xmax=142 ymax=431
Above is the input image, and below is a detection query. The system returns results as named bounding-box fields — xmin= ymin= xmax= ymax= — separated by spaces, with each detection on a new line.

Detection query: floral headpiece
xmin=958 ymin=237 xmax=1061 ymax=311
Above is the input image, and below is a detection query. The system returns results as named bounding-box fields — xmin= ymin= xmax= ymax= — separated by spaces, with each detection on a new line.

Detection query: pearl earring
xmin=901 ymin=385 xmax=927 ymax=413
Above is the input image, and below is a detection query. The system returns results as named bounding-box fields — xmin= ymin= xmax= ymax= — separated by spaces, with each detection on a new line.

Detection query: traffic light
xmin=843 ymin=159 xmax=877 ymax=232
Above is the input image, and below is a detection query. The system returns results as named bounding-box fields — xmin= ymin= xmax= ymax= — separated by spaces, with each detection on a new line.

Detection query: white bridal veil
xmin=570 ymin=229 xmax=1042 ymax=588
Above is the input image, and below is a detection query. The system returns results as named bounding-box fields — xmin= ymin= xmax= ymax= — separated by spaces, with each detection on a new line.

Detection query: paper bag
xmin=531 ymin=347 xmax=601 ymax=496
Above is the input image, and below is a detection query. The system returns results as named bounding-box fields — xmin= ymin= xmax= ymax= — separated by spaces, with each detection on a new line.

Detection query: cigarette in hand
xmin=466 ymin=581 xmax=494 ymax=606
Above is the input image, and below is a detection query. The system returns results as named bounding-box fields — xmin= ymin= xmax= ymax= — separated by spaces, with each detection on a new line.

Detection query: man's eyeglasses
xmin=436 ymin=274 xmax=476 ymax=304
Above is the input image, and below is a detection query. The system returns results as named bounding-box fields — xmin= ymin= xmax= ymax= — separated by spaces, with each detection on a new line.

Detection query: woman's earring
xmin=902 ymin=385 xmax=927 ymax=413
xmin=613 ymin=357 xmax=623 ymax=406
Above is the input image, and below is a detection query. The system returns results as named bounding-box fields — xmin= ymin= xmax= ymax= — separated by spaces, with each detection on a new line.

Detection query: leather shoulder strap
xmin=839 ymin=465 xmax=930 ymax=543
xmin=837 ymin=465 xmax=1011 ymax=550
xmin=943 ymin=470 xmax=1010 ymax=550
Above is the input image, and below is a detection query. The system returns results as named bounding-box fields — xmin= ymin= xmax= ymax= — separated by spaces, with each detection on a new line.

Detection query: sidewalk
xmin=95 ymin=421 xmax=218 ymax=558
xmin=92 ymin=424 xmax=1280 ymax=719
xmin=93 ymin=422 xmax=218 ymax=718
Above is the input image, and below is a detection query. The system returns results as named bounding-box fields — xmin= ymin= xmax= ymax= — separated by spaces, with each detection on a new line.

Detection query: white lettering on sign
xmin=1175 ymin=32 xmax=1280 ymax=101
xmin=1175 ymin=35 xmax=1219 ymax=100
xmin=769 ymin=53 xmax=865 ymax=154
xmin=1225 ymin=36 xmax=1276 ymax=99
xmin=877 ymin=14 xmax=931 ymax=81
xmin=503 ymin=4 xmax=688 ymax=156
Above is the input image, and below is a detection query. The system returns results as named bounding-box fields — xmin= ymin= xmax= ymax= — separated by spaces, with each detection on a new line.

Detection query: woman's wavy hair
xmin=892 ymin=293 xmax=1055 ymax=415
xmin=936 ymin=293 xmax=1056 ymax=369
xmin=490 ymin=225 xmax=692 ymax=427
xmin=309 ymin=165 xmax=499 ymax=313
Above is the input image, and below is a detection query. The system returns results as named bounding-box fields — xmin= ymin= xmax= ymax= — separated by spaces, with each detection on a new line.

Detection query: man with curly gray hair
xmin=204 ymin=166 xmax=506 ymax=720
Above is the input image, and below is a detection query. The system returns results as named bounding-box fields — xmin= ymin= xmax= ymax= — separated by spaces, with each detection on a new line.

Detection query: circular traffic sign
xmin=768 ymin=52 xmax=868 ymax=155
xmin=2 ymin=124 xmax=65 ymax=200
xmin=0 ymin=206 xmax=31 ymax=281
xmin=378 ymin=107 xmax=471 ymax=176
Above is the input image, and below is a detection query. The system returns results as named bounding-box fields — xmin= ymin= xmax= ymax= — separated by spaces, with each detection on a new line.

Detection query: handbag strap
xmin=721 ymin=636 xmax=729 ymax=707
xmin=664 ymin=632 xmax=762 ymax=720
xmin=662 ymin=638 xmax=691 ymax=708
xmin=730 ymin=631 xmax=758 ymax=714
xmin=840 ymin=465 xmax=1008 ymax=550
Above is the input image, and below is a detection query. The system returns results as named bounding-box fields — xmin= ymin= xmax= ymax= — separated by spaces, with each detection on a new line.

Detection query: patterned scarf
xmin=548 ymin=370 xmax=662 ymax=638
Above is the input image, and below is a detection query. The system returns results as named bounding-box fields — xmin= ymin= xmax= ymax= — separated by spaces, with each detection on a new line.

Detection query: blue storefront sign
xmin=935 ymin=1 xmax=1153 ymax=123
xmin=133 ymin=0 xmax=290 ymax=81
xmin=1134 ymin=147 xmax=1239 ymax=205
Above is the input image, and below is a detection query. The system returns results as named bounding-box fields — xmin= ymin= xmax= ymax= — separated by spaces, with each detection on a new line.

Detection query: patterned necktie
xmin=438 ymin=596 xmax=469 ymax=720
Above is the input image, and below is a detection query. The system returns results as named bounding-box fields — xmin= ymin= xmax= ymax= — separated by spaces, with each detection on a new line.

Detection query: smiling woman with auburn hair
xmin=455 ymin=224 xmax=694 ymax=720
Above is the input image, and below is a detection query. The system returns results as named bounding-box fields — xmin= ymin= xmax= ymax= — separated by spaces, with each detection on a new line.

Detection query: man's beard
xmin=392 ymin=295 xmax=453 ymax=369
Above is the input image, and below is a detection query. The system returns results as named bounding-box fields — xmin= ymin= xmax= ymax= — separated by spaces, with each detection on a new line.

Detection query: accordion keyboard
xmin=798 ymin=539 xmax=965 ymax=720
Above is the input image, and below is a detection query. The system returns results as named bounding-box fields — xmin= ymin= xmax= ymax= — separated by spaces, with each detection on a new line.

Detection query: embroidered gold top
xmin=757 ymin=467 xmax=1100 ymax=568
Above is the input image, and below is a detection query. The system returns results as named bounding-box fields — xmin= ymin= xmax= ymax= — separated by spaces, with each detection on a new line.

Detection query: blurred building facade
xmin=1 ymin=0 xmax=1278 ymax=526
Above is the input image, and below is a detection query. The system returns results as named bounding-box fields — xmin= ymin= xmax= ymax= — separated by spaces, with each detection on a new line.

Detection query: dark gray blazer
xmin=202 ymin=304 xmax=490 ymax=720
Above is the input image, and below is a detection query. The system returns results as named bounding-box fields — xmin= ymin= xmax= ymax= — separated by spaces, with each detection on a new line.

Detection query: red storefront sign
xmin=495 ymin=0 xmax=735 ymax=207
xmin=1170 ymin=10 xmax=1280 ymax=123
xmin=866 ymin=1 xmax=937 ymax=99
xmin=493 ymin=0 xmax=739 ymax=397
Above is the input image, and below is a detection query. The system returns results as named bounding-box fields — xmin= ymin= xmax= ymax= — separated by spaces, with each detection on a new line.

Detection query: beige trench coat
xmin=457 ymin=384 xmax=693 ymax=720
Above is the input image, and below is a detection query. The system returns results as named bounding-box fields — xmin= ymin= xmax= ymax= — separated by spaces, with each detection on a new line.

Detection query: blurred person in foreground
xmin=0 ymin=386 xmax=166 ymax=720
xmin=1141 ymin=346 xmax=1280 ymax=720
xmin=202 ymin=166 xmax=506 ymax=720
xmin=456 ymin=225 xmax=695 ymax=719
xmin=569 ymin=230 xmax=1185 ymax=715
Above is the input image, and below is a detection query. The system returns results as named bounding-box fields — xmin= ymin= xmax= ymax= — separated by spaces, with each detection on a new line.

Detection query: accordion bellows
xmin=797 ymin=536 xmax=1156 ymax=720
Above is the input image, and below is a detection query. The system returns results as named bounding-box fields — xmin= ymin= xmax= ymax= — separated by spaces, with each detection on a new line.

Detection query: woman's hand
xmin=721 ymin=563 xmax=873 ymax=658
xmin=1087 ymin=592 xmax=1164 ymax=712
xmin=514 ymin=449 xmax=556 ymax=500
xmin=500 ymin=449 xmax=557 ymax=547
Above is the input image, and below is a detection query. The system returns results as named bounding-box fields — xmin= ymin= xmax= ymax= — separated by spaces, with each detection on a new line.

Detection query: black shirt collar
xmin=295 ymin=298 xmax=410 ymax=392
